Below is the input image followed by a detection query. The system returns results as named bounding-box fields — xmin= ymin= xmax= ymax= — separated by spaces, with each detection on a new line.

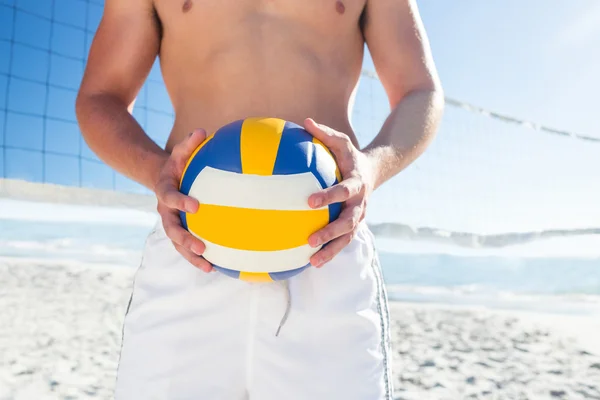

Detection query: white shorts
xmin=114 ymin=221 xmax=392 ymax=399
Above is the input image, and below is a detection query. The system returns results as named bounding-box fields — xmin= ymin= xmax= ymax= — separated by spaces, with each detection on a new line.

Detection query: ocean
xmin=1 ymin=199 xmax=599 ymax=317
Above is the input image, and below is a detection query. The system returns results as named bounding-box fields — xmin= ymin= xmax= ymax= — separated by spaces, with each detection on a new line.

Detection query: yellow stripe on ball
xmin=187 ymin=204 xmax=329 ymax=251
xmin=239 ymin=272 xmax=274 ymax=282
xmin=241 ymin=118 xmax=285 ymax=175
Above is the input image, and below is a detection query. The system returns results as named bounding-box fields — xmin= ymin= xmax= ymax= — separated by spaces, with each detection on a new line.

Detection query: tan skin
xmin=76 ymin=0 xmax=444 ymax=272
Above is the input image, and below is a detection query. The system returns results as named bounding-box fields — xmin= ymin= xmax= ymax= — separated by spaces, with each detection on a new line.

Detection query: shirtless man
xmin=76 ymin=0 xmax=443 ymax=398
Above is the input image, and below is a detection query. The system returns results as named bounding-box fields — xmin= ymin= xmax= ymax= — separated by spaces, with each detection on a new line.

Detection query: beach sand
xmin=1 ymin=258 xmax=599 ymax=400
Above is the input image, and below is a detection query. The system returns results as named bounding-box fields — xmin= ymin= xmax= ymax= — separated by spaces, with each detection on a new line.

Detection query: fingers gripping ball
xmin=179 ymin=117 xmax=342 ymax=282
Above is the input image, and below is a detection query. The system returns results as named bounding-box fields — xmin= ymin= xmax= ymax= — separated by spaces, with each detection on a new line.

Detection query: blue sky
xmin=416 ymin=0 xmax=600 ymax=137
xmin=362 ymin=0 xmax=600 ymax=136
xmin=1 ymin=0 xmax=599 ymax=233
xmin=359 ymin=0 xmax=600 ymax=232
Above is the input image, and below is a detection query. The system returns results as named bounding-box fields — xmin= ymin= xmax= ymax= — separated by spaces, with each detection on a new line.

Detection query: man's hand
xmin=304 ymin=118 xmax=376 ymax=268
xmin=154 ymin=129 xmax=213 ymax=273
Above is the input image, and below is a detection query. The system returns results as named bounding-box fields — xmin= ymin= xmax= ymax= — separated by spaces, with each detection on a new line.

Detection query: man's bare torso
xmin=77 ymin=0 xmax=441 ymax=199
xmin=156 ymin=0 xmax=367 ymax=152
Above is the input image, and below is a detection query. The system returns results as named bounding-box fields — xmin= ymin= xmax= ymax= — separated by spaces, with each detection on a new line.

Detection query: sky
xmin=358 ymin=0 xmax=600 ymax=232
xmin=1 ymin=0 xmax=599 ymax=234
xmin=414 ymin=0 xmax=600 ymax=137
xmin=361 ymin=0 xmax=600 ymax=136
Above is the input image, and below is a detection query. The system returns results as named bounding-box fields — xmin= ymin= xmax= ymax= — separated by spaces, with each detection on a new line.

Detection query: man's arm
xmin=76 ymin=0 xmax=211 ymax=272
xmin=76 ymin=0 xmax=165 ymax=190
xmin=362 ymin=0 xmax=444 ymax=188
xmin=305 ymin=0 xmax=443 ymax=266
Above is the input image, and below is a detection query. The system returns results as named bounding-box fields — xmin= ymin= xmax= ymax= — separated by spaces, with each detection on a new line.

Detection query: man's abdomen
xmin=158 ymin=31 xmax=363 ymax=152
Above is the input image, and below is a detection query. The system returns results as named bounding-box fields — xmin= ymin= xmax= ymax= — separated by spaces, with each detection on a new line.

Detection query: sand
xmin=1 ymin=258 xmax=599 ymax=400
xmin=389 ymin=303 xmax=600 ymax=400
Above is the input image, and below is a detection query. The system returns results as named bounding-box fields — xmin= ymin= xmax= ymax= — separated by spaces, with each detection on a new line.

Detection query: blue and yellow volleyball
xmin=179 ymin=117 xmax=342 ymax=282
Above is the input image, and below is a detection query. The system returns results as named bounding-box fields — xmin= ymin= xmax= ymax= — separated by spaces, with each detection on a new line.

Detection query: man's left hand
xmin=304 ymin=118 xmax=376 ymax=268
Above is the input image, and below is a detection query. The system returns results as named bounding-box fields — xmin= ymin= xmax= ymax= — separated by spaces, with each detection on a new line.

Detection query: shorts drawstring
xmin=275 ymin=279 xmax=291 ymax=337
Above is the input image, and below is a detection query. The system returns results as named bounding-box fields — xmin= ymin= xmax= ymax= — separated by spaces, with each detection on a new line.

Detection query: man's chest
xmin=154 ymin=0 xmax=367 ymax=36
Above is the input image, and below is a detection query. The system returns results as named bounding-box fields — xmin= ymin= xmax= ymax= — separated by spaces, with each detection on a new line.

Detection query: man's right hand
xmin=154 ymin=129 xmax=213 ymax=273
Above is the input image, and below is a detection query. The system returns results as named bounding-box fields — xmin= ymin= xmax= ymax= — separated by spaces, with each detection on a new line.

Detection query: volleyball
xmin=179 ymin=117 xmax=342 ymax=282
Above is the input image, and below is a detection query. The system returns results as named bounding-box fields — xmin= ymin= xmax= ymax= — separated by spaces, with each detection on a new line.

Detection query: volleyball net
xmin=1 ymin=0 xmax=599 ymax=237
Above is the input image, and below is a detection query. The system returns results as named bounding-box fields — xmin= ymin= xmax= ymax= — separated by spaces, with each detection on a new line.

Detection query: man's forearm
xmin=362 ymin=88 xmax=444 ymax=189
xmin=76 ymin=93 xmax=168 ymax=191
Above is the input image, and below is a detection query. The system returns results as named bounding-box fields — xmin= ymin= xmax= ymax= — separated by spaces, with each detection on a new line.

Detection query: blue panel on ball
xmin=213 ymin=265 xmax=241 ymax=279
xmin=179 ymin=119 xmax=244 ymax=196
xmin=328 ymin=193 xmax=342 ymax=223
xmin=180 ymin=210 xmax=188 ymax=230
xmin=272 ymin=122 xmax=312 ymax=175
xmin=269 ymin=263 xmax=310 ymax=281
xmin=273 ymin=121 xmax=342 ymax=223
xmin=310 ymin=139 xmax=337 ymax=189
xmin=307 ymin=142 xmax=327 ymax=191
xmin=308 ymin=136 xmax=342 ymax=222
